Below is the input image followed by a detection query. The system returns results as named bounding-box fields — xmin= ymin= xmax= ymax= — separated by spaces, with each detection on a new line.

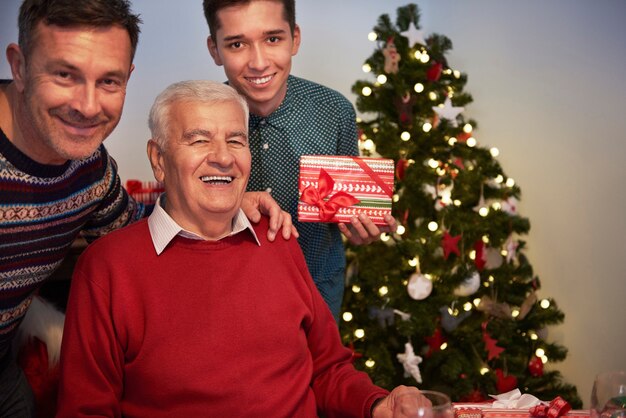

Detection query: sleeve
xmin=81 ymin=150 xmax=150 ymax=243
xmin=56 ymin=249 xmax=124 ymax=417
xmin=336 ymin=97 xmax=360 ymax=157
xmin=285 ymin=238 xmax=389 ymax=418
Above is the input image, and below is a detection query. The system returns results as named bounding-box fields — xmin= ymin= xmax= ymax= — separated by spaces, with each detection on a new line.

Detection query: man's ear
xmin=6 ymin=43 xmax=27 ymax=93
xmin=291 ymin=24 xmax=301 ymax=56
xmin=207 ymin=36 xmax=223 ymax=66
xmin=147 ymin=139 xmax=166 ymax=183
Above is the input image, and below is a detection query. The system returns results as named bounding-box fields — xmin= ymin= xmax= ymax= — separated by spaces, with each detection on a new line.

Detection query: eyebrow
xmin=47 ymin=59 xmax=128 ymax=80
xmin=183 ymin=129 xmax=212 ymax=140
xmin=222 ymin=29 xmax=287 ymax=43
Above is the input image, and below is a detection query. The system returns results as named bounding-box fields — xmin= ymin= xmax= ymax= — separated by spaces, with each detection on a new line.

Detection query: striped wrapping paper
xmin=297 ymin=155 xmax=394 ymax=225
xmin=454 ymin=404 xmax=590 ymax=418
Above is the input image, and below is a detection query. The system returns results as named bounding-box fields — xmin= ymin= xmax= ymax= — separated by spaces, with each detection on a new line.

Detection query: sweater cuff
xmin=364 ymin=390 xmax=389 ymax=418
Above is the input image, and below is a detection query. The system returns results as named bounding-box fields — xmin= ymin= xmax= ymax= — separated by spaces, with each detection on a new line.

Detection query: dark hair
xmin=202 ymin=0 xmax=295 ymax=41
xmin=18 ymin=0 xmax=142 ymax=61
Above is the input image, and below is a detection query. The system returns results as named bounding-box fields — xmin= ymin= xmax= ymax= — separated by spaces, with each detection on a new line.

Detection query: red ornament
xmin=481 ymin=321 xmax=504 ymax=361
xmin=442 ymin=231 xmax=461 ymax=260
xmin=528 ymin=356 xmax=544 ymax=377
xmin=425 ymin=327 xmax=447 ymax=358
xmin=457 ymin=131 xmax=471 ymax=143
xmin=495 ymin=368 xmax=518 ymax=393
xmin=346 ymin=342 xmax=363 ymax=363
xmin=473 ymin=240 xmax=486 ymax=271
xmin=460 ymin=389 xmax=487 ymax=403
xmin=396 ymin=158 xmax=409 ymax=181
xmin=426 ymin=61 xmax=443 ymax=81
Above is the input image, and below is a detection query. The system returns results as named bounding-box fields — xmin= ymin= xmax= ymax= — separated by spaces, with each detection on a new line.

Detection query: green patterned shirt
xmin=247 ymin=75 xmax=358 ymax=319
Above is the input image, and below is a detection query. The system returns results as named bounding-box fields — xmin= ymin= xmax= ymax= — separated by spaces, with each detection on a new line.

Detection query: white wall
xmin=2 ymin=0 xmax=625 ymax=406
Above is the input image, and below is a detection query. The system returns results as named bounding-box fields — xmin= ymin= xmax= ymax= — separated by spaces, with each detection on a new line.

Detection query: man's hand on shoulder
xmin=241 ymin=191 xmax=299 ymax=241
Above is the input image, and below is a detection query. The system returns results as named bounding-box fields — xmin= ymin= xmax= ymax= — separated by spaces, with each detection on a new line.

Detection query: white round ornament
xmin=484 ymin=247 xmax=504 ymax=269
xmin=407 ymin=273 xmax=432 ymax=300
xmin=453 ymin=271 xmax=481 ymax=297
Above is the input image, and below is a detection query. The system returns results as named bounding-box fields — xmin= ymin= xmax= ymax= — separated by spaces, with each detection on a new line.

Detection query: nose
xmin=248 ymin=43 xmax=269 ymax=71
xmin=70 ymin=83 xmax=102 ymax=119
xmin=205 ymin=140 xmax=234 ymax=167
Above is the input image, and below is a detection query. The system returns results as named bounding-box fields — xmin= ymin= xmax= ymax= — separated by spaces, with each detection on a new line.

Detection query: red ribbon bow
xmin=300 ymin=168 xmax=360 ymax=221
xmin=530 ymin=397 xmax=571 ymax=418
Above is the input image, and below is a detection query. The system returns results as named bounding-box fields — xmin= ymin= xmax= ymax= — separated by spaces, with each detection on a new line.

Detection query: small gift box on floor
xmin=298 ymin=155 xmax=394 ymax=225
xmin=454 ymin=390 xmax=589 ymax=418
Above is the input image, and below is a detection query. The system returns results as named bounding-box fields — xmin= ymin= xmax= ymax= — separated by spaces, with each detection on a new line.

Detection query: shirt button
xmin=266 ymin=187 xmax=272 ymax=193
xmin=263 ymin=143 xmax=269 ymax=150
xmin=259 ymin=119 xmax=266 ymax=126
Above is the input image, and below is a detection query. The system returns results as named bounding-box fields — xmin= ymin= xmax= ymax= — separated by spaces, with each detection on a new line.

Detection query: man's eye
xmin=56 ymin=71 xmax=71 ymax=79
xmin=267 ymin=36 xmax=280 ymax=43
xmin=228 ymin=139 xmax=246 ymax=147
xmin=228 ymin=41 xmax=242 ymax=49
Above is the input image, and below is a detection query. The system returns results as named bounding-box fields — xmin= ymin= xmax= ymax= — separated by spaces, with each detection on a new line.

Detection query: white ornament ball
xmin=407 ymin=273 xmax=432 ymax=300
xmin=453 ymin=271 xmax=481 ymax=297
xmin=484 ymin=247 xmax=504 ymax=269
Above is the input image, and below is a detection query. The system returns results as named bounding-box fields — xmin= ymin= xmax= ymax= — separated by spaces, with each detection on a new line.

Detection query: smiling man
xmin=0 ymin=1 xmax=293 ymax=415
xmin=203 ymin=0 xmax=398 ymax=321
xmin=57 ymin=79 xmax=426 ymax=418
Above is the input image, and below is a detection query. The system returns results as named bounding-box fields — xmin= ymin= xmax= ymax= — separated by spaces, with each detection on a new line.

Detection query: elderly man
xmin=57 ymin=80 xmax=425 ymax=417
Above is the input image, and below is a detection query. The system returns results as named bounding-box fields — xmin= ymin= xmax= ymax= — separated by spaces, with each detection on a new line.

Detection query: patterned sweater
xmin=0 ymin=127 xmax=147 ymax=359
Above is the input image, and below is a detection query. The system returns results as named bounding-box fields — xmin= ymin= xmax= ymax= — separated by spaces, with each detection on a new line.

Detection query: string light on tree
xmin=340 ymin=3 xmax=580 ymax=406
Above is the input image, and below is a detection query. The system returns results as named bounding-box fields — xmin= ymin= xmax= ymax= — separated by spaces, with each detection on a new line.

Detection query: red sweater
xmin=57 ymin=217 xmax=387 ymax=417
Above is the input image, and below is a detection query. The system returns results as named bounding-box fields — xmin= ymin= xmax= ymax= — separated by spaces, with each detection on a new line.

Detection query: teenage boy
xmin=203 ymin=0 xmax=398 ymax=319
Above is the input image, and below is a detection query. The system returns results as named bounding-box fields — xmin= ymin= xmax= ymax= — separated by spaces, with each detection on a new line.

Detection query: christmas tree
xmin=340 ymin=4 xmax=581 ymax=407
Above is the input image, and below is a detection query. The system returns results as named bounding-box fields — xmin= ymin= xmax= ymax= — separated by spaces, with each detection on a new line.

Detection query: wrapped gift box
xmin=298 ymin=155 xmax=394 ymax=225
xmin=454 ymin=404 xmax=590 ymax=418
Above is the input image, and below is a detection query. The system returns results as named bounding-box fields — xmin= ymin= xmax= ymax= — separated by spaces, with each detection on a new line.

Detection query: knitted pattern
xmin=0 ymin=127 xmax=147 ymax=354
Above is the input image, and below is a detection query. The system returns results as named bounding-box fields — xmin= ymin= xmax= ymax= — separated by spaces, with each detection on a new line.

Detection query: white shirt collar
xmin=148 ymin=194 xmax=260 ymax=255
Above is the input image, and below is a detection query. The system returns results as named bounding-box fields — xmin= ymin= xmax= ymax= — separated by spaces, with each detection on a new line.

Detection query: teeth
xmin=248 ymin=75 xmax=273 ymax=85
xmin=200 ymin=176 xmax=233 ymax=184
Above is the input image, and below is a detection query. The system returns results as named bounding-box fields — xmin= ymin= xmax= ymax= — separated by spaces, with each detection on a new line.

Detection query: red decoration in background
xmin=442 ymin=231 xmax=462 ymax=260
xmin=495 ymin=368 xmax=518 ymax=393
xmin=528 ymin=355 xmax=544 ymax=377
xmin=425 ymin=327 xmax=447 ymax=358
xmin=17 ymin=337 xmax=59 ymax=418
xmin=396 ymin=158 xmax=408 ymax=181
xmin=459 ymin=389 xmax=487 ymax=403
xmin=482 ymin=321 xmax=504 ymax=361
xmin=346 ymin=342 xmax=363 ymax=363
xmin=427 ymin=61 xmax=443 ymax=81
xmin=457 ymin=131 xmax=472 ymax=143
xmin=474 ymin=240 xmax=486 ymax=271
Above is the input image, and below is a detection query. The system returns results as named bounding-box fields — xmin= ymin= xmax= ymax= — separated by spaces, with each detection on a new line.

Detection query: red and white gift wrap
xmin=454 ymin=404 xmax=588 ymax=418
xmin=298 ymin=155 xmax=394 ymax=225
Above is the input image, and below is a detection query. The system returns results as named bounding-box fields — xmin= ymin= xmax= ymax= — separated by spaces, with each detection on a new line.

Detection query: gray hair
xmin=148 ymin=80 xmax=249 ymax=148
